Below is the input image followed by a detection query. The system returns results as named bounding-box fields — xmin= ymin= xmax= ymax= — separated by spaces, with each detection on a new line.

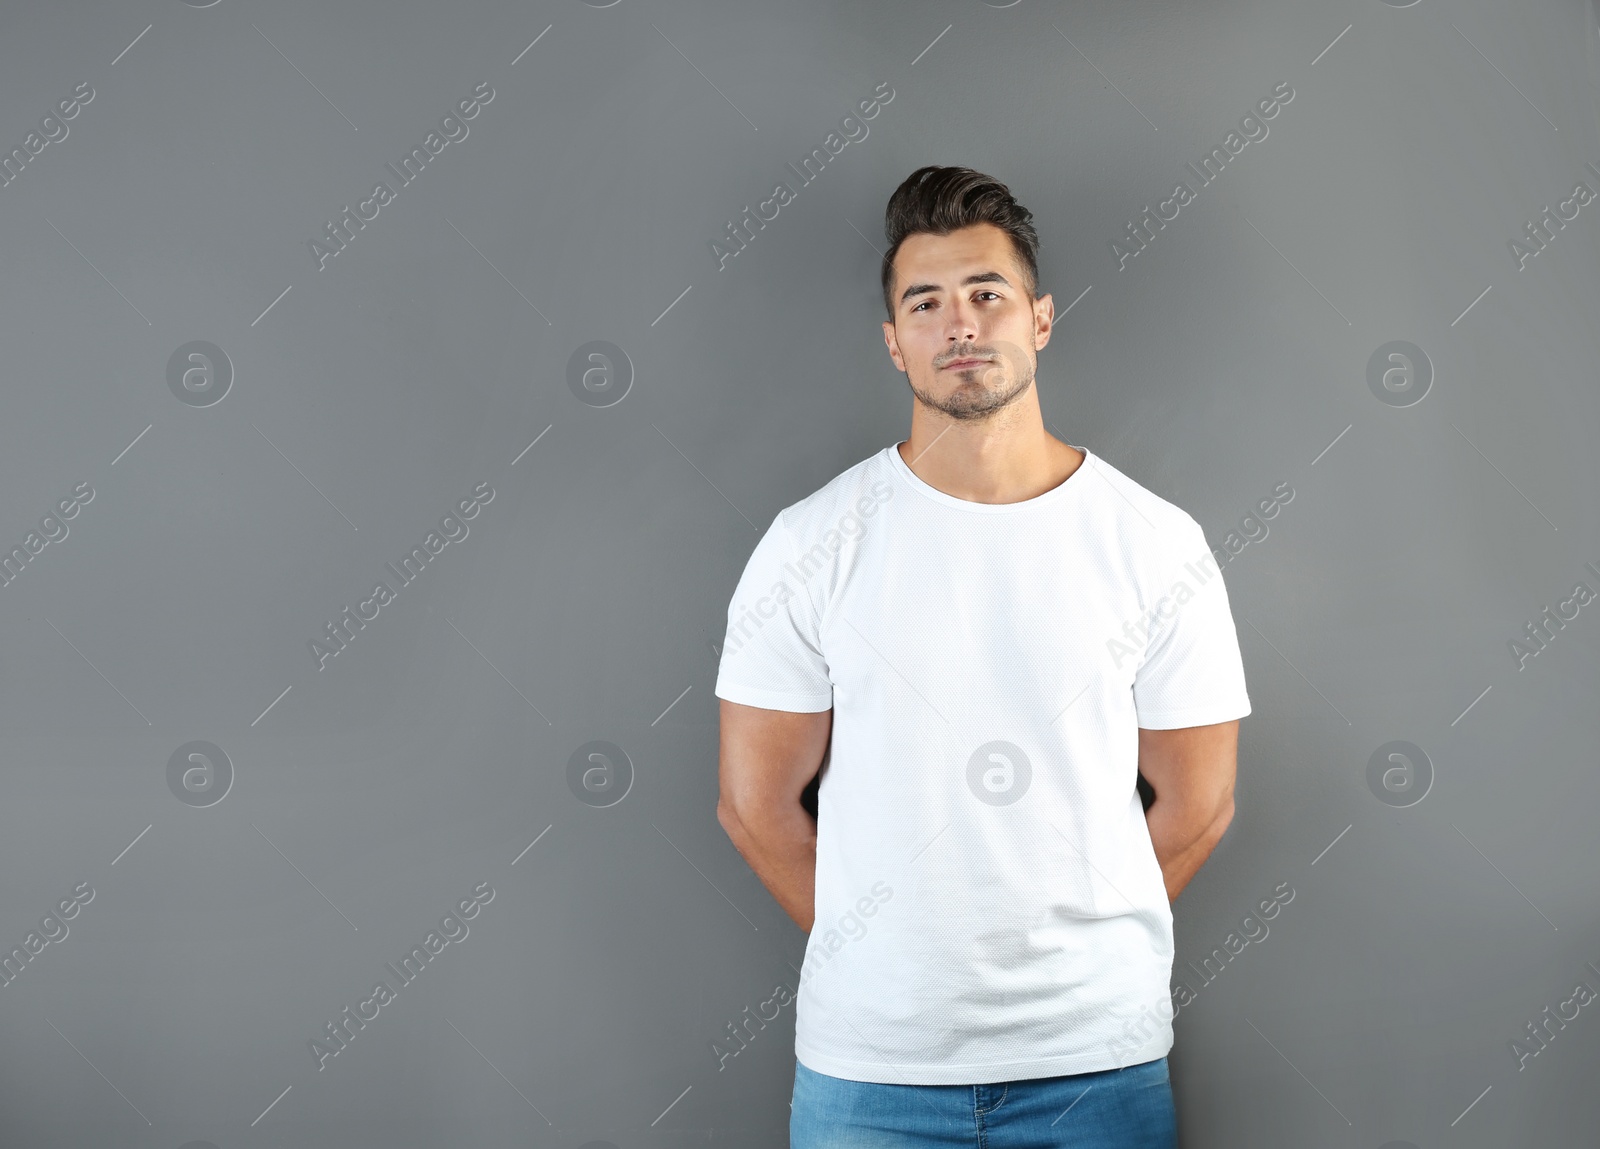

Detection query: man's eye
xmin=913 ymin=292 xmax=998 ymax=312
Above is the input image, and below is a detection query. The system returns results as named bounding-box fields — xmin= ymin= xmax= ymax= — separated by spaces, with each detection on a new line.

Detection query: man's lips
xmin=943 ymin=357 xmax=991 ymax=369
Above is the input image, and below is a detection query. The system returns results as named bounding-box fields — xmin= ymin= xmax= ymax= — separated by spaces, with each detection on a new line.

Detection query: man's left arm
xmin=1137 ymin=719 xmax=1239 ymax=902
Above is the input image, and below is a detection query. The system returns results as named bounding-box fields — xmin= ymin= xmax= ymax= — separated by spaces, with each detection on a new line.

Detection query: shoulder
xmin=772 ymin=448 xmax=896 ymax=541
xmin=1080 ymin=451 xmax=1210 ymax=558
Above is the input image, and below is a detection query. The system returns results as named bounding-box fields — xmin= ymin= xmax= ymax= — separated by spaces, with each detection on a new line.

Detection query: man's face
xmin=882 ymin=222 xmax=1051 ymax=423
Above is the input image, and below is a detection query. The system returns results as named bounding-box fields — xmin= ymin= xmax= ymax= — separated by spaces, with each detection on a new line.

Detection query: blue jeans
xmin=790 ymin=1056 xmax=1176 ymax=1148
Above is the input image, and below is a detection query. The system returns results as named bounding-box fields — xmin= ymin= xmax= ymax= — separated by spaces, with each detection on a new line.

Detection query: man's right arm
xmin=716 ymin=698 xmax=832 ymax=934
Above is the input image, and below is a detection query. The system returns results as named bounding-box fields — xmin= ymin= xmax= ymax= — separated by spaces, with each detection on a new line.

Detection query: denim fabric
xmin=790 ymin=1056 xmax=1176 ymax=1148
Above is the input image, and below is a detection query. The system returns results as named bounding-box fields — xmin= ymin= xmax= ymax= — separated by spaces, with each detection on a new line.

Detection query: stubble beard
xmin=907 ymin=357 xmax=1036 ymax=423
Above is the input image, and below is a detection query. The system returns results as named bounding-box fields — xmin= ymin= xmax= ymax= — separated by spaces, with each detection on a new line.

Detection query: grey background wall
xmin=0 ymin=0 xmax=1597 ymax=1146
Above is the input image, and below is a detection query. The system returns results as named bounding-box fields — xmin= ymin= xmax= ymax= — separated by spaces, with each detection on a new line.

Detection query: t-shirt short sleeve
xmin=1132 ymin=516 xmax=1252 ymax=729
xmin=714 ymin=513 xmax=834 ymax=713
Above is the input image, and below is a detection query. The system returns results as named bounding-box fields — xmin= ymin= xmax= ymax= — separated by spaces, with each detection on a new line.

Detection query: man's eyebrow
xmin=898 ymin=270 xmax=1012 ymax=307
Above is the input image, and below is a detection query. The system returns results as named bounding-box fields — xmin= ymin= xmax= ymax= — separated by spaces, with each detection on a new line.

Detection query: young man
xmin=714 ymin=166 xmax=1251 ymax=1148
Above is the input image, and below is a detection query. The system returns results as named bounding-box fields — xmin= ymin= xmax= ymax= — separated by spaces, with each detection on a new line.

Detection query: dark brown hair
xmin=880 ymin=166 xmax=1040 ymax=320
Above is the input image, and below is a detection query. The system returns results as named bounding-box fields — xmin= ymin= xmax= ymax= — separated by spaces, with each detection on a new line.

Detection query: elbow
xmin=1209 ymin=793 xmax=1235 ymax=840
xmin=718 ymin=798 xmax=759 ymax=847
xmin=718 ymin=794 xmax=813 ymax=849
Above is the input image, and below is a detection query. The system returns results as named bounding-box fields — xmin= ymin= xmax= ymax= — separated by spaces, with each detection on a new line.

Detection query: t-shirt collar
xmin=886 ymin=439 xmax=1095 ymax=514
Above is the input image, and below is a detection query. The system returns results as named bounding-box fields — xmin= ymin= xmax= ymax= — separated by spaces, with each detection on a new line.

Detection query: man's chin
xmin=908 ymin=368 xmax=1034 ymax=418
xmin=927 ymin=398 xmax=1005 ymax=422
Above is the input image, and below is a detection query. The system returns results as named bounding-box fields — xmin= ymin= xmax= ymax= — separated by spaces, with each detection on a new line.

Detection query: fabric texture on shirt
xmin=714 ymin=442 xmax=1252 ymax=1085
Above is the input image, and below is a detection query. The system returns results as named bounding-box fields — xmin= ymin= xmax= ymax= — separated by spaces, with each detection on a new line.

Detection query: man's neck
xmin=897 ymin=415 xmax=1084 ymax=505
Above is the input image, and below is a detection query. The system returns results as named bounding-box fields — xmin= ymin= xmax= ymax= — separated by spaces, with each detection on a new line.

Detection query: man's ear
xmin=882 ymin=321 xmax=904 ymax=371
xmin=1032 ymin=293 xmax=1055 ymax=353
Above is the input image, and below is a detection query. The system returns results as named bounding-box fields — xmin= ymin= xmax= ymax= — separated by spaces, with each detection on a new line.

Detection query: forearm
xmin=719 ymin=805 xmax=818 ymax=933
xmin=1144 ymin=797 xmax=1232 ymax=902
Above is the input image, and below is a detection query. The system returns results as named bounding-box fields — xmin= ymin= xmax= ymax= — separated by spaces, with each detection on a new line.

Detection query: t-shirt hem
xmin=714 ymin=680 xmax=833 ymax=713
xmin=1136 ymin=698 xmax=1251 ymax=730
xmin=795 ymin=1032 xmax=1174 ymax=1085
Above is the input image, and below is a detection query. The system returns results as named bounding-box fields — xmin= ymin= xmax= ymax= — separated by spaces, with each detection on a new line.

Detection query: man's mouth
xmin=943 ymin=357 xmax=991 ymax=369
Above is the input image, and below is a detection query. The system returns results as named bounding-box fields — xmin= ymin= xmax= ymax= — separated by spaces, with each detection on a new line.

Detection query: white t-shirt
xmin=714 ymin=441 xmax=1251 ymax=1085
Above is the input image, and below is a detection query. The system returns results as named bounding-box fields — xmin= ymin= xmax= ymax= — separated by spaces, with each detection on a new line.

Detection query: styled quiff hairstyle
xmin=880 ymin=166 xmax=1041 ymax=320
